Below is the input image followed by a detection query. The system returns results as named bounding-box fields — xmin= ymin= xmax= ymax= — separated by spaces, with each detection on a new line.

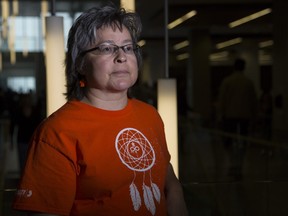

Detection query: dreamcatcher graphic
xmin=115 ymin=128 xmax=160 ymax=215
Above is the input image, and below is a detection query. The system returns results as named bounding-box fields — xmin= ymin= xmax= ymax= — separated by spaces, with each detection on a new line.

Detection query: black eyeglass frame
xmin=80 ymin=43 xmax=140 ymax=56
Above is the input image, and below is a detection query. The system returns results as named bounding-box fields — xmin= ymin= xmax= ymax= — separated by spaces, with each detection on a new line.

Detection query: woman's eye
xmin=98 ymin=45 xmax=113 ymax=54
xmin=125 ymin=45 xmax=133 ymax=52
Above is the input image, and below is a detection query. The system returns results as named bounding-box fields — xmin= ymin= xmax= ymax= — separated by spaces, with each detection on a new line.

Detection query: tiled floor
xmin=1 ymin=118 xmax=288 ymax=216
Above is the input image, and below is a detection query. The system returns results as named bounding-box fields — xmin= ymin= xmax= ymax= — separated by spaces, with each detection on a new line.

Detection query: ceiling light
xmin=216 ymin=37 xmax=242 ymax=49
xmin=41 ymin=1 xmax=49 ymax=38
xmin=138 ymin=40 xmax=146 ymax=47
xmin=176 ymin=53 xmax=189 ymax=61
xmin=259 ymin=40 xmax=273 ymax=48
xmin=229 ymin=8 xmax=272 ymax=28
xmin=121 ymin=0 xmax=135 ymax=11
xmin=210 ymin=51 xmax=229 ymax=61
xmin=168 ymin=10 xmax=197 ymax=29
xmin=173 ymin=40 xmax=189 ymax=50
xmin=1 ymin=0 xmax=9 ymax=39
xmin=12 ymin=0 xmax=19 ymax=16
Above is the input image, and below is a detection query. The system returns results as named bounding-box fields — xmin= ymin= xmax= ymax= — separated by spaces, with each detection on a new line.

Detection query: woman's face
xmin=82 ymin=26 xmax=138 ymax=96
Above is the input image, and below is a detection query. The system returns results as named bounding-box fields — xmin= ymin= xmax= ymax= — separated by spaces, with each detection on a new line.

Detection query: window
xmin=7 ymin=77 xmax=36 ymax=93
xmin=5 ymin=12 xmax=73 ymax=52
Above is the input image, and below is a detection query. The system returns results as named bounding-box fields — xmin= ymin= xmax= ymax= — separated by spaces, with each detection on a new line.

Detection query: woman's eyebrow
xmin=101 ymin=39 xmax=133 ymax=44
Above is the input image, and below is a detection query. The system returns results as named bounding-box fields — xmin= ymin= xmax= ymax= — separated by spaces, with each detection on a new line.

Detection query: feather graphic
xmin=151 ymin=183 xmax=161 ymax=203
xmin=130 ymin=183 xmax=141 ymax=211
xmin=143 ymin=184 xmax=156 ymax=215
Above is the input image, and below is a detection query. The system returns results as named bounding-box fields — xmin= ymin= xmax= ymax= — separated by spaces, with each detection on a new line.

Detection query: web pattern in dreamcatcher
xmin=115 ymin=128 xmax=161 ymax=215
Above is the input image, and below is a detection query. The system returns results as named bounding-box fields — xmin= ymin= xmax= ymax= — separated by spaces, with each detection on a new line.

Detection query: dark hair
xmin=65 ymin=4 xmax=142 ymax=100
xmin=234 ymin=58 xmax=246 ymax=72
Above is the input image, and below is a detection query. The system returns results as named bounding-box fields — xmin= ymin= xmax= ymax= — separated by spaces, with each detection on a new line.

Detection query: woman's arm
xmin=165 ymin=163 xmax=189 ymax=216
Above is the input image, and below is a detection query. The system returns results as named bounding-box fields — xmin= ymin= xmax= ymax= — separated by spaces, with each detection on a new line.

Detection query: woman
xmin=13 ymin=4 xmax=188 ymax=216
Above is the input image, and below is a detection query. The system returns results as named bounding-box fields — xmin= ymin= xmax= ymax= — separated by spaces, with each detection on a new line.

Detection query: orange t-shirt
xmin=13 ymin=99 xmax=171 ymax=216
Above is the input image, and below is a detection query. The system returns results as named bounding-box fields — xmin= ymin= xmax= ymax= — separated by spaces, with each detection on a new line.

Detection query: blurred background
xmin=0 ymin=0 xmax=287 ymax=215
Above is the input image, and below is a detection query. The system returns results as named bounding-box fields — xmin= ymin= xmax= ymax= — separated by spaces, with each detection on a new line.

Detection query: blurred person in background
xmin=10 ymin=92 xmax=41 ymax=172
xmin=218 ymin=58 xmax=258 ymax=180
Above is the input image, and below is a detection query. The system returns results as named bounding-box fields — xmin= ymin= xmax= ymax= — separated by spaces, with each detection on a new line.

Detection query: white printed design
xmin=115 ymin=128 xmax=160 ymax=215
xmin=16 ymin=189 xmax=33 ymax=198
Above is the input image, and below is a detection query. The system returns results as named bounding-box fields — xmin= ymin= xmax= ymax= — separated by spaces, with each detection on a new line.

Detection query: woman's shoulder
xmin=130 ymin=98 xmax=162 ymax=121
xmin=130 ymin=98 xmax=157 ymax=111
xmin=36 ymin=101 xmax=83 ymax=133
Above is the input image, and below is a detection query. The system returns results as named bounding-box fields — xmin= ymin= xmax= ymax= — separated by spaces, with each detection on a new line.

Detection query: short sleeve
xmin=13 ymin=138 xmax=77 ymax=215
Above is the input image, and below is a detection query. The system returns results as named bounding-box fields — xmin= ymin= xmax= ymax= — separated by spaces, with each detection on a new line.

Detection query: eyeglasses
xmin=80 ymin=43 xmax=140 ymax=56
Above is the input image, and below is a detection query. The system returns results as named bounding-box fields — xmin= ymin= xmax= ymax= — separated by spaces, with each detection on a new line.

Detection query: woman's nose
xmin=115 ymin=49 xmax=127 ymax=63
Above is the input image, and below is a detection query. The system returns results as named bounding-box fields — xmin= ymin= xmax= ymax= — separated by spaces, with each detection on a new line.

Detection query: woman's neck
xmin=81 ymin=90 xmax=128 ymax=111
